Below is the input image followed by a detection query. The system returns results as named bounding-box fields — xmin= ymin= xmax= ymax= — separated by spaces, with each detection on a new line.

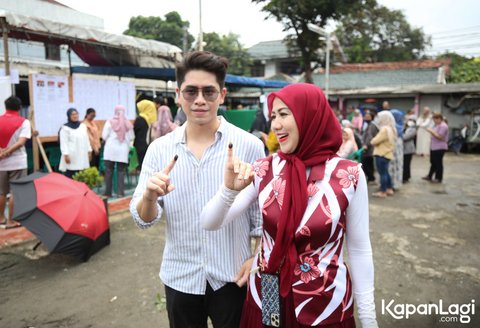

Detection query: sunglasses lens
xmin=203 ymin=88 xmax=219 ymax=101
xmin=182 ymin=87 xmax=219 ymax=102
xmin=183 ymin=89 xmax=198 ymax=101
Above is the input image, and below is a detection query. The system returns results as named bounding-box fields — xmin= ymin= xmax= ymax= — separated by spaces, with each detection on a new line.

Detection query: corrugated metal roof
xmin=248 ymin=40 xmax=296 ymax=60
xmin=309 ymin=69 xmax=440 ymax=89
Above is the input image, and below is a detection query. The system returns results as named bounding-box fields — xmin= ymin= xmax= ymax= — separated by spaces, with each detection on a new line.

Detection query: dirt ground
xmin=0 ymin=153 xmax=479 ymax=328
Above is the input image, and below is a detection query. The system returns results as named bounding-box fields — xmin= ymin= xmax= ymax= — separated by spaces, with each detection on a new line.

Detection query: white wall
xmin=265 ymin=60 xmax=277 ymax=78
xmin=419 ymin=95 xmax=443 ymax=114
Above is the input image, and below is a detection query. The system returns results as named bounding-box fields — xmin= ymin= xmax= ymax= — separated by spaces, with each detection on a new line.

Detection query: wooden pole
xmin=28 ymin=108 xmax=52 ymax=173
xmin=28 ymin=75 xmax=40 ymax=171
xmin=1 ymin=16 xmax=14 ymax=96
xmin=1 ymin=16 xmax=10 ymax=76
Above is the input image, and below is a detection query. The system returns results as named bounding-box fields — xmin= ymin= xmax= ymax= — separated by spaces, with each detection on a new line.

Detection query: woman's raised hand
xmin=224 ymin=143 xmax=254 ymax=191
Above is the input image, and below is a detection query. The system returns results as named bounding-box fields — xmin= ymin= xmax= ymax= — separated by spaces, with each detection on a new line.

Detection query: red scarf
xmin=266 ymin=83 xmax=342 ymax=297
xmin=0 ymin=110 xmax=26 ymax=148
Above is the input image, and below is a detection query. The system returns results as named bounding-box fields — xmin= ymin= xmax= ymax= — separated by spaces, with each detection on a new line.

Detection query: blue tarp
xmin=71 ymin=66 xmax=290 ymax=88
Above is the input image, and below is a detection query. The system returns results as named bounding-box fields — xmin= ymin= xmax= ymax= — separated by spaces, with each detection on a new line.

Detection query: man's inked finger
xmin=162 ymin=155 xmax=178 ymax=174
xmin=227 ymin=142 xmax=233 ymax=164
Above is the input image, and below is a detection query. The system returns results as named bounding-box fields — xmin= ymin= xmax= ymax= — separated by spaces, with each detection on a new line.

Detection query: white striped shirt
xmin=130 ymin=117 xmax=265 ymax=295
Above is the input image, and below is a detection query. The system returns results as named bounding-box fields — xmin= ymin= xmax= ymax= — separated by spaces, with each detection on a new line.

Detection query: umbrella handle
xmin=33 ymin=241 xmax=42 ymax=251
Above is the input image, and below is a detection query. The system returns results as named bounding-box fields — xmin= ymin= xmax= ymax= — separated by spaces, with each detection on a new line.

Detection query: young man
xmin=130 ymin=51 xmax=265 ymax=327
xmin=0 ymin=96 xmax=31 ymax=228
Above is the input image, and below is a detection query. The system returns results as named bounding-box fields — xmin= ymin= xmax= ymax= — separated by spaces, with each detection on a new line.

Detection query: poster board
xmin=0 ymin=76 xmax=12 ymax=114
xmin=72 ymin=77 xmax=136 ymax=121
xmin=30 ymin=74 xmax=136 ymax=137
xmin=30 ymin=74 xmax=70 ymax=137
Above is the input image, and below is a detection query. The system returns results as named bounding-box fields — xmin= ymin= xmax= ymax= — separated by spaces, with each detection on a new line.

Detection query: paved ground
xmin=0 ymin=153 xmax=479 ymax=327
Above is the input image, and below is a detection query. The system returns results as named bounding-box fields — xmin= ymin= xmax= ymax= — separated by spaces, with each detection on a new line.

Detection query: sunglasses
xmin=181 ymin=86 xmax=220 ymax=102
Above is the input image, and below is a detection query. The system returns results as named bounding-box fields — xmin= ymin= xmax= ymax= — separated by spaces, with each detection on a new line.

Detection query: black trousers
xmin=403 ymin=153 xmax=413 ymax=182
xmin=65 ymin=170 xmax=79 ymax=179
xmin=90 ymin=151 xmax=100 ymax=169
xmin=104 ymin=160 xmax=127 ymax=197
xmin=428 ymin=149 xmax=446 ymax=182
xmin=362 ymin=154 xmax=375 ymax=182
xmin=165 ymin=282 xmax=246 ymax=328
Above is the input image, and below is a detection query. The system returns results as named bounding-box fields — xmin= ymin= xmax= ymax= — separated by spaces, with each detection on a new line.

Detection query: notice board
xmin=30 ymin=74 xmax=136 ymax=137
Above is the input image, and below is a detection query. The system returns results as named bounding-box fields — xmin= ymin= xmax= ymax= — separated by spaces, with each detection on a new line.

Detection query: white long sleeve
xmin=200 ymin=183 xmax=258 ymax=230
xmin=346 ymin=170 xmax=378 ymax=328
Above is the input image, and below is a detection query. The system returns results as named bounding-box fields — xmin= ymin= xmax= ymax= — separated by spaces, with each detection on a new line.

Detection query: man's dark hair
xmin=176 ymin=51 xmax=229 ymax=89
xmin=4 ymin=96 xmax=22 ymax=111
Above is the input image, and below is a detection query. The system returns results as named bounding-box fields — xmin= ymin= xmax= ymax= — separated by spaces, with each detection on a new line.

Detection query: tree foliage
xmin=335 ymin=0 xmax=430 ymax=63
xmin=203 ymin=32 xmax=252 ymax=76
xmin=449 ymin=59 xmax=480 ymax=83
xmin=124 ymin=12 xmax=194 ymax=50
xmin=436 ymin=52 xmax=480 ymax=83
xmin=252 ymin=0 xmax=355 ymax=83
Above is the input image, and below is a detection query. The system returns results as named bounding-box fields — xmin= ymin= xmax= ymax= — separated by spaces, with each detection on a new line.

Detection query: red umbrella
xmin=11 ymin=172 xmax=110 ymax=261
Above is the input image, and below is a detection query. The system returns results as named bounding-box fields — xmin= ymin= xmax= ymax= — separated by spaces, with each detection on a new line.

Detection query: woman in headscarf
xmin=102 ymin=105 xmax=134 ymax=198
xmin=416 ymin=107 xmax=433 ymax=156
xmin=403 ymin=115 xmax=417 ymax=183
xmin=200 ymin=83 xmax=378 ymax=328
xmin=134 ymin=100 xmax=157 ymax=170
xmin=82 ymin=108 xmax=101 ymax=168
xmin=337 ymin=127 xmax=358 ymax=159
xmin=151 ymin=105 xmax=177 ymax=141
xmin=370 ymin=111 xmax=397 ymax=198
xmin=389 ymin=109 xmax=405 ymax=190
xmin=351 ymin=108 xmax=363 ymax=132
xmin=59 ymin=108 xmax=91 ymax=178
xmin=361 ymin=110 xmax=379 ymax=183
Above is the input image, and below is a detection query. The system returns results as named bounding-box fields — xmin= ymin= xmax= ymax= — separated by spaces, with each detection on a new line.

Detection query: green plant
xmin=72 ymin=167 xmax=104 ymax=189
xmin=154 ymin=293 xmax=166 ymax=312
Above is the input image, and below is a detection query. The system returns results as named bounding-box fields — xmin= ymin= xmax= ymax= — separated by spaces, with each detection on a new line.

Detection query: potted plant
xmin=72 ymin=167 xmax=103 ymax=189
xmin=73 ymin=167 xmax=108 ymax=217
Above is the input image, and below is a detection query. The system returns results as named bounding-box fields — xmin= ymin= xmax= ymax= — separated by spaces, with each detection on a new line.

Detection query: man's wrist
xmin=142 ymin=193 xmax=157 ymax=203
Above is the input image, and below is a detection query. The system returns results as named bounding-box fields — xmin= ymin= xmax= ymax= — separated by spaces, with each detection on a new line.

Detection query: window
xmin=45 ymin=43 xmax=60 ymax=61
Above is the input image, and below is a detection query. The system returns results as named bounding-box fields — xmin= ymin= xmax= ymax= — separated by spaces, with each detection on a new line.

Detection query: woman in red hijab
xmin=201 ymin=83 xmax=377 ymax=327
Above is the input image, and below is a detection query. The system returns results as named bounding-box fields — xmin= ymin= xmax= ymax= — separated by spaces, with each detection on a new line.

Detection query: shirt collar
xmin=173 ymin=116 xmax=228 ymax=145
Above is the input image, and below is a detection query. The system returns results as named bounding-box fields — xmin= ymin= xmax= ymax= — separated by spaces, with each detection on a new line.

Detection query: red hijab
xmin=266 ymin=83 xmax=342 ymax=296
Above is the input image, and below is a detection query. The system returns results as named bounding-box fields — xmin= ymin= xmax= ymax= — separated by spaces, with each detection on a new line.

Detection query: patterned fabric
xmin=250 ymin=155 xmax=359 ymax=326
xmin=389 ymin=138 xmax=404 ymax=189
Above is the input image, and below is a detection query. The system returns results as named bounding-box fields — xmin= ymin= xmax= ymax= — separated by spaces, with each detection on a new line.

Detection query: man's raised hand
xmin=143 ymin=155 xmax=178 ymax=202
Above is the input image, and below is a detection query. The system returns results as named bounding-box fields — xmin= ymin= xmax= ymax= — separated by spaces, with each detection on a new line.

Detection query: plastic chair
xmin=127 ymin=147 xmax=139 ymax=187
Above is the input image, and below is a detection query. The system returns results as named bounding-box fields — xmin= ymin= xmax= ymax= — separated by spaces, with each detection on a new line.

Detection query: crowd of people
xmin=0 ymin=93 xmax=179 ymax=229
xmin=334 ymin=101 xmax=450 ymax=199
xmin=0 ymin=49 xmax=459 ymax=327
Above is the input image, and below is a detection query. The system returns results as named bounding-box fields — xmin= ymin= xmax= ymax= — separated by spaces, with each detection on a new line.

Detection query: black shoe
xmin=421 ymin=176 xmax=431 ymax=181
